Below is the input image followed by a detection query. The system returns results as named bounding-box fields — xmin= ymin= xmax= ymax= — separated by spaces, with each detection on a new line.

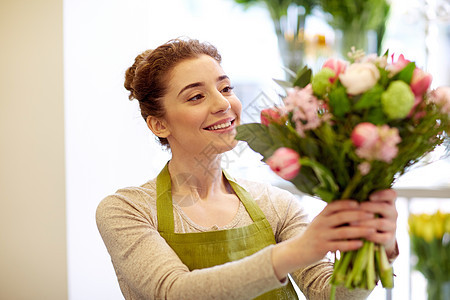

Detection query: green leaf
xmin=268 ymin=124 xmax=297 ymax=149
xmin=235 ymin=123 xmax=276 ymax=159
xmin=290 ymin=167 xmax=319 ymax=195
xmin=280 ymin=66 xmax=297 ymax=78
xmin=273 ymin=78 xmax=293 ymax=92
xmin=293 ymin=66 xmax=312 ymax=88
xmin=299 ymin=157 xmax=339 ymax=201
xmin=329 ymin=86 xmax=351 ymax=118
xmin=313 ymin=187 xmax=335 ymax=203
xmin=366 ymin=105 xmax=387 ymax=125
xmin=354 ymin=84 xmax=384 ymax=110
xmin=396 ymin=62 xmax=416 ymax=84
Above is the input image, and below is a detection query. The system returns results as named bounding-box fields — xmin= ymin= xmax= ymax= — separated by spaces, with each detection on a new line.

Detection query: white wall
xmin=63 ymin=1 xmax=283 ymax=299
xmin=0 ymin=0 xmax=67 ymax=299
xmin=64 ymin=1 xmax=450 ymax=299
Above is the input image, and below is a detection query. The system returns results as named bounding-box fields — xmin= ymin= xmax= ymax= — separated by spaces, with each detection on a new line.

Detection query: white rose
xmin=339 ymin=62 xmax=380 ymax=95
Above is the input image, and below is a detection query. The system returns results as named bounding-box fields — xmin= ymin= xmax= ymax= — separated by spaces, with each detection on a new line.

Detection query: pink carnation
xmin=429 ymin=86 xmax=450 ymax=115
xmin=284 ymin=85 xmax=322 ymax=137
xmin=266 ymin=147 xmax=301 ymax=180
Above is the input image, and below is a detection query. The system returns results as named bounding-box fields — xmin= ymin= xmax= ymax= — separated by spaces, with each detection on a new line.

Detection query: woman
xmin=96 ymin=38 xmax=399 ymax=299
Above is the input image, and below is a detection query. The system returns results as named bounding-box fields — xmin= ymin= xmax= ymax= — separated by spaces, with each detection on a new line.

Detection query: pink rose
xmin=322 ymin=58 xmax=347 ymax=83
xmin=266 ymin=147 xmax=301 ymax=180
xmin=351 ymin=122 xmax=379 ymax=148
xmin=410 ymin=68 xmax=432 ymax=97
xmin=261 ymin=108 xmax=283 ymax=126
xmin=429 ymin=86 xmax=450 ymax=114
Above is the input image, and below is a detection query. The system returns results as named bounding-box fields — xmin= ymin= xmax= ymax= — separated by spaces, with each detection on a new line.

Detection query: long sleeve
xmin=96 ymin=186 xmax=286 ymax=300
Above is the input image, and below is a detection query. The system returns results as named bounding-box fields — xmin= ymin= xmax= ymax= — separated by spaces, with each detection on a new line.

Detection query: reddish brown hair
xmin=124 ymin=38 xmax=222 ymax=147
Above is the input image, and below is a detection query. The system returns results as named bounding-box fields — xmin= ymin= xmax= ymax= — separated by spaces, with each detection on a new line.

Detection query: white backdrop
xmin=64 ymin=1 xmax=284 ymax=299
xmin=64 ymin=0 xmax=449 ymax=299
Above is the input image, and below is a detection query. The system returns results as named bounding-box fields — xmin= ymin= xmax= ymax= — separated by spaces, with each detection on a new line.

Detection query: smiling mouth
xmin=204 ymin=119 xmax=235 ymax=131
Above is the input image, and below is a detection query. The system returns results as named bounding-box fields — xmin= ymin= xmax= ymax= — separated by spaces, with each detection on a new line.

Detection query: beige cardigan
xmin=96 ymin=176 xmax=373 ymax=300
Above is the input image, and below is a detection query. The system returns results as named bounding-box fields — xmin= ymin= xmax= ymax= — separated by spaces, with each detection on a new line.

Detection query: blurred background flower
xmin=409 ymin=211 xmax=450 ymax=300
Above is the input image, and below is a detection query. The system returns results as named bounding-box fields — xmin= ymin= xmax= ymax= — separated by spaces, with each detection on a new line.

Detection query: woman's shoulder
xmin=96 ymin=178 xmax=159 ymax=225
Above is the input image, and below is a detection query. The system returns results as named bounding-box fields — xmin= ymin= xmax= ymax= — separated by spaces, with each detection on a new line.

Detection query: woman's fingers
xmin=324 ymin=210 xmax=375 ymax=228
xmin=360 ymin=201 xmax=397 ymax=220
xmin=356 ymin=218 xmax=396 ymax=232
xmin=327 ymin=240 xmax=364 ymax=252
xmin=369 ymin=189 xmax=397 ymax=204
xmin=320 ymin=200 xmax=359 ymax=216
xmin=327 ymin=225 xmax=376 ymax=240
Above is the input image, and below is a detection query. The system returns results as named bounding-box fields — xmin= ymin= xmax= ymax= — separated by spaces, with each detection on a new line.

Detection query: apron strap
xmin=156 ymin=163 xmax=268 ymax=233
xmin=156 ymin=164 xmax=174 ymax=233
xmin=223 ymin=170 xmax=268 ymax=223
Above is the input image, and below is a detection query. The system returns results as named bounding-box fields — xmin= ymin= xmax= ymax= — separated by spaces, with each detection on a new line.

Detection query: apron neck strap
xmin=156 ymin=163 xmax=267 ymax=233
xmin=156 ymin=163 xmax=174 ymax=233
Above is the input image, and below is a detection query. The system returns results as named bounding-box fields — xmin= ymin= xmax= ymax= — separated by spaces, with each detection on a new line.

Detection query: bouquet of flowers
xmin=409 ymin=211 xmax=450 ymax=300
xmin=235 ymin=48 xmax=450 ymax=296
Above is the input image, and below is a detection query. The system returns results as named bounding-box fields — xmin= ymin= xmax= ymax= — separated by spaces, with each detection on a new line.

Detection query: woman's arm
xmin=96 ymin=190 xmax=285 ymax=300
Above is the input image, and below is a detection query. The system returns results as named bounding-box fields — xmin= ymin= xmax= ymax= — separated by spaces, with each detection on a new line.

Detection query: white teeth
xmin=206 ymin=121 xmax=232 ymax=131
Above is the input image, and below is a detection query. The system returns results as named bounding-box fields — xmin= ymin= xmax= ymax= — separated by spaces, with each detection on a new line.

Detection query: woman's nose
xmin=212 ymin=91 xmax=231 ymax=114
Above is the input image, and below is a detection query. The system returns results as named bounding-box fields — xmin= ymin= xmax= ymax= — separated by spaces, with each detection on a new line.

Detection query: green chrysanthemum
xmin=381 ymin=80 xmax=415 ymax=119
xmin=311 ymin=68 xmax=335 ymax=96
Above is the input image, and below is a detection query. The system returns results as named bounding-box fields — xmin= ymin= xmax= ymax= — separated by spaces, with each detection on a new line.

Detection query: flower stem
xmin=366 ymin=241 xmax=376 ymax=290
xmin=375 ymin=244 xmax=394 ymax=288
xmin=341 ymin=170 xmax=362 ymax=200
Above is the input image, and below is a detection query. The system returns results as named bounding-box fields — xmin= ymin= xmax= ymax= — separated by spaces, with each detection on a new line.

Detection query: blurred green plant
xmin=409 ymin=211 xmax=450 ymax=300
xmin=232 ymin=0 xmax=319 ymax=73
xmin=319 ymin=0 xmax=390 ymax=57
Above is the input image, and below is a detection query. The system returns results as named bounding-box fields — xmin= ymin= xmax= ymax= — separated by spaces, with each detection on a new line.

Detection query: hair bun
xmin=124 ymin=49 xmax=153 ymax=100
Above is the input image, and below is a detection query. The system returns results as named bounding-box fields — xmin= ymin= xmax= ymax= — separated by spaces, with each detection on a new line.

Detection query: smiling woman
xmin=96 ymin=38 xmax=399 ymax=300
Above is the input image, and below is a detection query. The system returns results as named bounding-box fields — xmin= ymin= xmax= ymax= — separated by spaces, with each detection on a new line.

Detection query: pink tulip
xmin=351 ymin=122 xmax=379 ymax=148
xmin=410 ymin=68 xmax=432 ymax=97
xmin=322 ymin=58 xmax=347 ymax=83
xmin=261 ymin=108 xmax=283 ymax=126
xmin=408 ymin=95 xmax=426 ymax=118
xmin=266 ymin=147 xmax=301 ymax=180
xmin=387 ymin=54 xmax=410 ymax=75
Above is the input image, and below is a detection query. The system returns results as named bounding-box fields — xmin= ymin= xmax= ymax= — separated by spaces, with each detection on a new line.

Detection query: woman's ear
xmin=146 ymin=116 xmax=170 ymax=138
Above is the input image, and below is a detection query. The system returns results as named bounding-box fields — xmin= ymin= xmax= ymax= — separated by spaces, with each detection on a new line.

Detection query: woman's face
xmin=160 ymin=54 xmax=242 ymax=157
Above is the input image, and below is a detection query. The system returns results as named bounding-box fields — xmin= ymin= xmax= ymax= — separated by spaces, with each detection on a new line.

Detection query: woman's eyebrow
xmin=177 ymin=75 xmax=230 ymax=96
xmin=178 ymin=82 xmax=204 ymax=96
xmin=217 ymin=75 xmax=229 ymax=82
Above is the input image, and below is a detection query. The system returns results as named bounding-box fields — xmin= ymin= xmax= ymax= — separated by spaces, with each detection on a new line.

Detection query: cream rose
xmin=339 ymin=62 xmax=380 ymax=95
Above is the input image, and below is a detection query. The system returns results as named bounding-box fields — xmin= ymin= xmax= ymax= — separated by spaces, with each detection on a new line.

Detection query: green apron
xmin=156 ymin=164 xmax=299 ymax=299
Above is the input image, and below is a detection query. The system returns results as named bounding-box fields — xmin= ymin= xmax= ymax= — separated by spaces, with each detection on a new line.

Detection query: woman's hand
xmin=358 ymin=189 xmax=398 ymax=259
xmin=272 ymin=199 xmax=379 ymax=280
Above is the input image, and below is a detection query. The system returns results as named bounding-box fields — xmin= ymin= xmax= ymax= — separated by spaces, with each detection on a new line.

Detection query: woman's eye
xmin=221 ymin=86 xmax=234 ymax=94
xmin=188 ymin=94 xmax=204 ymax=101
